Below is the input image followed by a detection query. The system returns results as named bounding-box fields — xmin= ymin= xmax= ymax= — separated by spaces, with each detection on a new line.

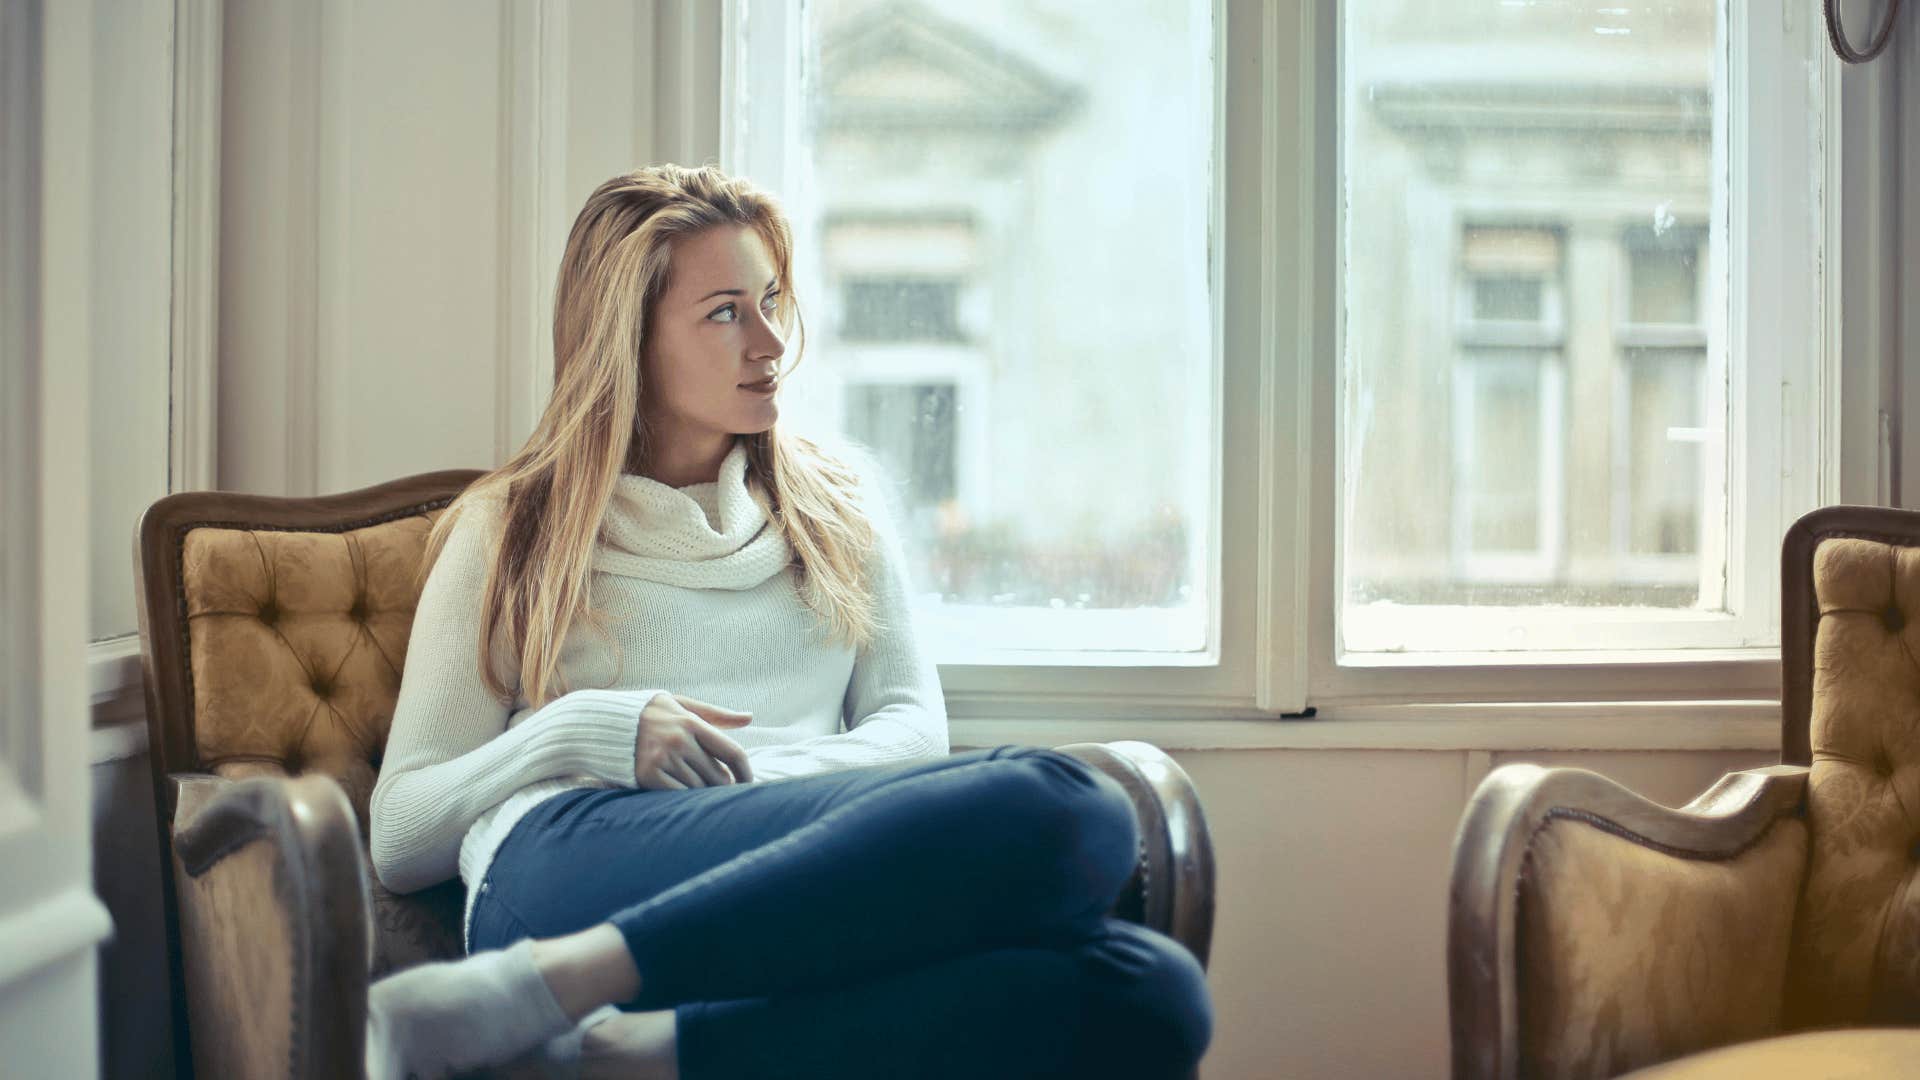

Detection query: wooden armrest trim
xmin=167 ymin=771 xmax=373 ymax=1080
xmin=1449 ymin=763 xmax=1809 ymax=1080
xmin=1053 ymin=740 xmax=1217 ymax=969
xmin=174 ymin=778 xmax=290 ymax=877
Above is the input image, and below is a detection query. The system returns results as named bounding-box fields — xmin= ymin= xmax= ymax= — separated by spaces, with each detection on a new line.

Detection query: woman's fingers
xmin=679 ymin=751 xmax=733 ymax=788
xmin=674 ymin=695 xmax=753 ymax=728
xmin=655 ymin=758 xmax=699 ymax=789
xmin=690 ymin=723 xmax=754 ymax=784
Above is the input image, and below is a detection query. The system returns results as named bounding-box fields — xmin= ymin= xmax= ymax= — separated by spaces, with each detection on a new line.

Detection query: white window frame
xmin=695 ymin=0 xmax=1882 ymax=730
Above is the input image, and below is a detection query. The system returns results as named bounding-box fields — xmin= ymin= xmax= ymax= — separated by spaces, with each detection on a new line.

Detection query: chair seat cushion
xmin=1619 ymin=1029 xmax=1920 ymax=1079
xmin=362 ymin=846 xmax=465 ymax=976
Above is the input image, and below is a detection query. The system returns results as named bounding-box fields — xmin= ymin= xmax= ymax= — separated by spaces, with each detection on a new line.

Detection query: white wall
xmin=953 ymin=744 xmax=1775 ymax=1078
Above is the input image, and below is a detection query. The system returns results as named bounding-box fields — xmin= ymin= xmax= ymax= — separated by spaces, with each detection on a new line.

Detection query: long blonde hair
xmin=418 ymin=164 xmax=877 ymax=710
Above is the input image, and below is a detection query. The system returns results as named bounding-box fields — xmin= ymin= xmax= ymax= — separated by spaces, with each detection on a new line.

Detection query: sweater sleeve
xmin=369 ymin=498 xmax=666 ymax=894
xmin=744 ymin=482 xmax=950 ymax=783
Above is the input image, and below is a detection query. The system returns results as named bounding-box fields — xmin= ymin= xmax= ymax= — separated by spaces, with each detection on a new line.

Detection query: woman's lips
xmin=740 ymin=378 xmax=778 ymax=395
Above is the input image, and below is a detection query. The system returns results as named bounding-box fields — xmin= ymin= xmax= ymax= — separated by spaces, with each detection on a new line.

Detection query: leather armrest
xmin=1450 ymin=763 xmax=1810 ymax=1080
xmin=169 ymin=771 xmax=373 ymax=1080
xmin=1054 ymin=740 xmax=1217 ymax=968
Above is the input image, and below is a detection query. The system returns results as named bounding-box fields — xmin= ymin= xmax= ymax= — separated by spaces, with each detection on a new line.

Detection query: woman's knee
xmin=990 ymin=749 xmax=1140 ymax=893
xmin=1082 ymin=922 xmax=1213 ymax=1073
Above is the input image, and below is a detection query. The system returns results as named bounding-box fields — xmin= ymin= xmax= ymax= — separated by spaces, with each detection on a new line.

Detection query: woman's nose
xmin=750 ymin=311 xmax=786 ymax=361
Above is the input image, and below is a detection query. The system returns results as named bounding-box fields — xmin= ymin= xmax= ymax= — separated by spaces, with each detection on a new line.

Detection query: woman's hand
xmin=633 ymin=694 xmax=756 ymax=789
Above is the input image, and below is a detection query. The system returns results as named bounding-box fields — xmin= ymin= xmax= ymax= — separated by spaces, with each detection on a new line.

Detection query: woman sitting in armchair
xmin=360 ymin=164 xmax=1213 ymax=1080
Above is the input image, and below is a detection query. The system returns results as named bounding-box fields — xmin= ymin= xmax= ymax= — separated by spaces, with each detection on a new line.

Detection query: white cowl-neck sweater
xmin=367 ymin=443 xmax=950 ymax=947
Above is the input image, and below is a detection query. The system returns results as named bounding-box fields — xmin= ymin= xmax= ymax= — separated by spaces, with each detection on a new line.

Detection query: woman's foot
xmin=579 ymin=1008 xmax=681 ymax=1080
xmin=364 ymin=939 xmax=577 ymax=1079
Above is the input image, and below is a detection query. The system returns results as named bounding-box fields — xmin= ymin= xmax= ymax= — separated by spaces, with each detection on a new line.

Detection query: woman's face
xmin=642 ymin=224 xmax=787 ymax=447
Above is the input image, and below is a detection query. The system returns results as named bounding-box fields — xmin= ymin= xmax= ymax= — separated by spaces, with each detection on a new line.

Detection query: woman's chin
xmin=732 ymin=404 xmax=779 ymax=435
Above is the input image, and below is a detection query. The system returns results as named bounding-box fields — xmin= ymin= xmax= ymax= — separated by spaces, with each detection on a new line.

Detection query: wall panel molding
xmin=169 ymin=0 xmax=222 ymax=494
xmin=283 ymin=0 xmax=321 ymax=496
xmin=315 ymin=0 xmax=352 ymax=494
xmin=497 ymin=0 xmax=569 ymax=464
xmin=651 ymin=0 xmax=723 ymax=167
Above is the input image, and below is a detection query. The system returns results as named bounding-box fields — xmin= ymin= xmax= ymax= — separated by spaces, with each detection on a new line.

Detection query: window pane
xmin=773 ymin=0 xmax=1216 ymax=656
xmin=1472 ymin=277 xmax=1544 ymax=323
xmin=1341 ymin=0 xmax=1723 ymax=650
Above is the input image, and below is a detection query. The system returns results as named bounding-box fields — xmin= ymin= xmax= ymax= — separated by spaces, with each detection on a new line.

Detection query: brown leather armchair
xmin=1448 ymin=505 xmax=1920 ymax=1078
xmin=135 ymin=471 xmax=1218 ymax=1079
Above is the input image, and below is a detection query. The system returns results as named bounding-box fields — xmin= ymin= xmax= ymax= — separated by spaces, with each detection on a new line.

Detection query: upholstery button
xmin=349 ymin=597 xmax=369 ymax=621
xmin=1886 ymin=606 xmax=1907 ymax=634
xmin=258 ymin=601 xmax=280 ymax=625
xmin=311 ymin=677 xmax=333 ymax=698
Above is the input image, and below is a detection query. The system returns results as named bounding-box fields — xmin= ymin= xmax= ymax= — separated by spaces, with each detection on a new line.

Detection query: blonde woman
xmin=361 ymin=165 xmax=1212 ymax=1079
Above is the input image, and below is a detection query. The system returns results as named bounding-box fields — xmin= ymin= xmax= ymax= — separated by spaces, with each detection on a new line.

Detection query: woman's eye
xmin=707 ymin=303 xmax=737 ymax=323
xmin=761 ymin=293 xmax=780 ymax=313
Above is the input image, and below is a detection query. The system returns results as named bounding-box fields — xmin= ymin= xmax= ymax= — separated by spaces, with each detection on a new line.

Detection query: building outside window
xmin=755 ymin=0 xmax=1215 ymax=658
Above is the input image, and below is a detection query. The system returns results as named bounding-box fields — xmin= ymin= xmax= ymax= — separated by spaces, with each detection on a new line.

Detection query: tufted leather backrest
xmin=1782 ymin=511 xmax=1920 ymax=1028
xmin=136 ymin=471 xmax=484 ymax=975
xmin=180 ymin=514 xmax=443 ymax=825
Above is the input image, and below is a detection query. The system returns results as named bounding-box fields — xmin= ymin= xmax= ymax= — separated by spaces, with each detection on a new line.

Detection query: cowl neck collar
xmin=593 ymin=443 xmax=793 ymax=589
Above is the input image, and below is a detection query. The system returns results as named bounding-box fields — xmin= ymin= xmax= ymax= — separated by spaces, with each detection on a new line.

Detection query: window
xmin=1339 ymin=0 xmax=1822 ymax=658
xmin=732 ymin=0 xmax=1216 ymax=661
xmin=724 ymin=0 xmax=1838 ymax=715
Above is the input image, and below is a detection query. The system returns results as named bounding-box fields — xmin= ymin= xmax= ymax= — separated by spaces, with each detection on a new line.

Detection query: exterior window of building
xmin=840 ymin=278 xmax=965 ymax=342
xmin=1615 ymin=226 xmax=1709 ymax=585
xmin=1451 ymin=226 xmax=1566 ymax=585
xmin=844 ymin=380 xmax=961 ymax=521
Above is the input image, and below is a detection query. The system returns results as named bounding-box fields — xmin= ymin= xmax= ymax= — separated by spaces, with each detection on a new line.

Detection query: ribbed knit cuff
xmin=533 ymin=688 xmax=665 ymax=787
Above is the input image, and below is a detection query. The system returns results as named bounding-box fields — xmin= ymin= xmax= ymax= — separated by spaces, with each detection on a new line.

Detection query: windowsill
xmin=88 ymin=635 xmax=145 ymax=728
xmin=950 ymin=699 xmax=1779 ymax=752
xmin=1336 ymin=646 xmax=1779 ymax=668
xmin=88 ymin=621 xmax=1775 ymax=759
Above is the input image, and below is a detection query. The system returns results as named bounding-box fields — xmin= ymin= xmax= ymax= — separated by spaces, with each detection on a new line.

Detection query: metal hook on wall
xmin=1825 ymin=0 xmax=1904 ymax=64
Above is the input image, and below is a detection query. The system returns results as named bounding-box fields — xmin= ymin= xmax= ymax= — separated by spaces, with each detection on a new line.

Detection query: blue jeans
xmin=466 ymin=744 xmax=1212 ymax=1078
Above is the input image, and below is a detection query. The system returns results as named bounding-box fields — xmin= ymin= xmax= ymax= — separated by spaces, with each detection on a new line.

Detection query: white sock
xmin=364 ymin=938 xmax=577 ymax=1080
xmin=490 ymin=1003 xmax=624 ymax=1079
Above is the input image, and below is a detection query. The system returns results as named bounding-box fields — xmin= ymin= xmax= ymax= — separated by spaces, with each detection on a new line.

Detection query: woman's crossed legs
xmin=367 ymin=745 xmax=1212 ymax=1079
